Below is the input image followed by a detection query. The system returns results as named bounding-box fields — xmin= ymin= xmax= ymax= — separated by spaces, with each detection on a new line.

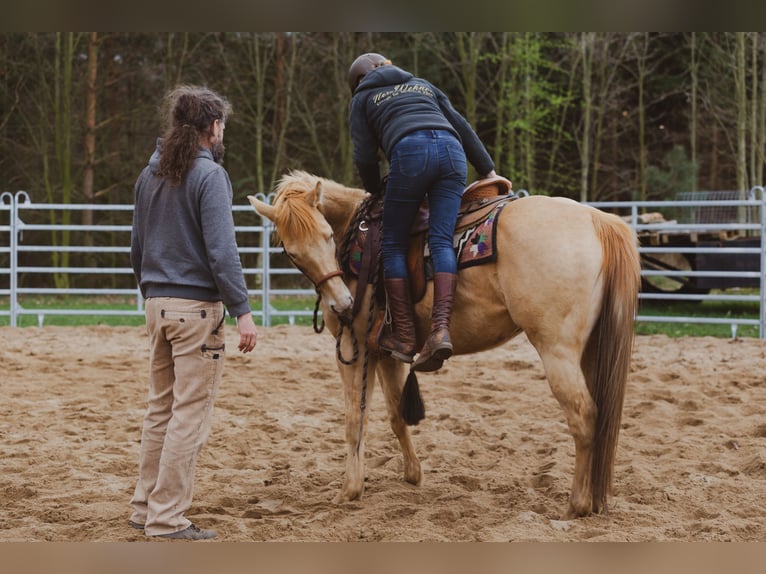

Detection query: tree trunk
xmin=736 ymin=32 xmax=747 ymax=195
xmin=750 ymin=33 xmax=760 ymax=192
xmin=455 ymin=32 xmax=484 ymax=181
xmin=759 ymin=33 xmax=766 ymax=187
xmin=522 ymin=33 xmax=536 ymax=191
xmin=543 ymin=34 xmax=579 ymax=196
xmin=269 ymin=33 xmax=296 ymax=189
xmin=48 ymin=32 xmax=77 ymax=289
xmin=82 ymin=32 xmax=98 ymax=232
xmin=690 ymin=33 xmax=698 ymax=192
xmin=491 ymin=32 xmax=510 ymax=175
xmin=579 ymin=33 xmax=594 ymax=203
xmin=636 ymin=33 xmax=648 ymax=203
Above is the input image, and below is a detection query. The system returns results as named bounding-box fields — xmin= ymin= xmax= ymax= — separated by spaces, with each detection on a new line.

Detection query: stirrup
xmin=413 ymin=341 xmax=452 ymax=372
xmin=378 ymin=338 xmax=415 ymax=363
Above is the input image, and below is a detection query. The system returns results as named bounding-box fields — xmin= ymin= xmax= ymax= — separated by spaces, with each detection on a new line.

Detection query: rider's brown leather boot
xmin=378 ymin=278 xmax=416 ymax=363
xmin=413 ymin=272 xmax=457 ymax=372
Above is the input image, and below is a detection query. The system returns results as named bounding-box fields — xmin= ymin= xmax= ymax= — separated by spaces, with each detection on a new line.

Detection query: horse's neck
xmin=319 ymin=182 xmax=366 ymax=237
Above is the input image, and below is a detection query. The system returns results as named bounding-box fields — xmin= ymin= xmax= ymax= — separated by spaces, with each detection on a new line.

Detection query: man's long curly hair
xmin=157 ymin=85 xmax=232 ymax=185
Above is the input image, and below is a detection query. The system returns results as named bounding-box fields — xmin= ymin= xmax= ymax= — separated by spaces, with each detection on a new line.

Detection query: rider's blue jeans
xmin=382 ymin=129 xmax=467 ymax=279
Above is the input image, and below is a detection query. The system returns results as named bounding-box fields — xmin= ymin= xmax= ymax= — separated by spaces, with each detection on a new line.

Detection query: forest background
xmin=1 ymin=32 xmax=765 ymax=290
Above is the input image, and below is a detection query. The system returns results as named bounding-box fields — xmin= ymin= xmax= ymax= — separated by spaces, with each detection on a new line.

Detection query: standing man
xmin=129 ymin=85 xmax=257 ymax=540
xmin=348 ymin=53 xmax=496 ymax=372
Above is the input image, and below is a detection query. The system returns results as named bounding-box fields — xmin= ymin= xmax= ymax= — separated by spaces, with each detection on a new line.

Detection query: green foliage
xmin=2 ymin=32 xmax=763 ymax=204
xmin=646 ymin=145 xmax=698 ymax=200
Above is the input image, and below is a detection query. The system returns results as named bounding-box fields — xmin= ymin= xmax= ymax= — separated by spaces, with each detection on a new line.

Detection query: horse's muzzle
xmin=332 ymin=298 xmax=354 ymax=325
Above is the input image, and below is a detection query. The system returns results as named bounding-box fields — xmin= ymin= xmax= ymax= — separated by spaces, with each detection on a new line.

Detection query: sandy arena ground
xmin=1 ymin=324 xmax=765 ymax=542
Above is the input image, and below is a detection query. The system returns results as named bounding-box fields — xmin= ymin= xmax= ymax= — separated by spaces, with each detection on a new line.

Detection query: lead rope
xmin=334 ymin=195 xmax=383 ymax=454
xmin=354 ymin=247 xmax=381 ymax=455
xmin=334 ymin=194 xmax=379 ymax=370
xmin=312 ymin=289 xmax=358 ymax=365
xmin=335 ymin=320 xmax=359 ymax=365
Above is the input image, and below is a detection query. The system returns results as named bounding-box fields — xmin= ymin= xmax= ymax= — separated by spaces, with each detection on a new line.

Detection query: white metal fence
xmin=2 ymin=188 xmax=765 ymax=336
xmin=589 ymin=186 xmax=766 ymax=338
xmin=0 ymin=191 xmax=313 ymax=328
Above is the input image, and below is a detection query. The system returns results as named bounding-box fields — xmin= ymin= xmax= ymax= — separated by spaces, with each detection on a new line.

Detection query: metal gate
xmin=589 ymin=186 xmax=766 ymax=338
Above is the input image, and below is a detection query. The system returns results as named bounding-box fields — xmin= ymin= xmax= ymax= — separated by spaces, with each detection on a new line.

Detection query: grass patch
xmin=636 ymin=289 xmax=761 ymax=338
xmin=0 ymin=292 xmax=762 ymax=337
xmin=0 ymin=295 xmax=318 ymax=328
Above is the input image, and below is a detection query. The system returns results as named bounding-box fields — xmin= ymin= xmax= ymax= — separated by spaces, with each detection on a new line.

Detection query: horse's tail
xmin=582 ymin=210 xmax=641 ymax=513
xmin=400 ymin=370 xmax=425 ymax=425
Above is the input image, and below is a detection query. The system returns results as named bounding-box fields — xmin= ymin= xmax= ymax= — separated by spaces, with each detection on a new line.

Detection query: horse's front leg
xmin=376 ymin=356 xmax=422 ymax=486
xmin=328 ymin=313 xmax=377 ymax=504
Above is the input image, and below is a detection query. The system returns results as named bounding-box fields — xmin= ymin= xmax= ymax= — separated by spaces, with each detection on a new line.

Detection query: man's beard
xmin=212 ymin=140 xmax=225 ymax=164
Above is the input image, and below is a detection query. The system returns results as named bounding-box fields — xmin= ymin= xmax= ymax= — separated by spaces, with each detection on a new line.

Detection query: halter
xmin=312 ymin=269 xmax=345 ymax=289
xmin=280 ymin=243 xmax=359 ymax=364
xmin=281 ymin=243 xmax=344 ymax=292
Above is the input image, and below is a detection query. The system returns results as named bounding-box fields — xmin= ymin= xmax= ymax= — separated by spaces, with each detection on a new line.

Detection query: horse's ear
xmin=308 ymin=181 xmax=322 ymax=207
xmin=247 ymin=195 xmax=276 ymax=223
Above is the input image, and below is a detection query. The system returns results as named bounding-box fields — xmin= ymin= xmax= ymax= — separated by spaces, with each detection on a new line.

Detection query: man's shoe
xmin=155 ymin=524 xmax=217 ymax=540
xmin=128 ymin=520 xmax=144 ymax=530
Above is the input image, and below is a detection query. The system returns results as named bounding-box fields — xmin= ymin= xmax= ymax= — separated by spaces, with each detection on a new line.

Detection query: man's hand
xmin=236 ymin=312 xmax=258 ymax=353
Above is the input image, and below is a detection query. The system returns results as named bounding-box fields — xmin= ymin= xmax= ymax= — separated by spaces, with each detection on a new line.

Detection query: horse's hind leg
xmin=376 ymin=357 xmax=422 ymax=486
xmin=535 ymin=343 xmax=597 ymax=519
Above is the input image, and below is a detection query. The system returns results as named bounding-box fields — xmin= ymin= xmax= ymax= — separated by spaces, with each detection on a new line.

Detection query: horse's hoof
xmin=332 ymin=492 xmax=345 ymax=504
xmin=404 ymin=468 xmax=422 ymax=486
xmin=562 ymin=504 xmax=591 ymax=520
xmin=407 ymin=476 xmax=422 ymax=487
xmin=332 ymin=487 xmax=364 ymax=504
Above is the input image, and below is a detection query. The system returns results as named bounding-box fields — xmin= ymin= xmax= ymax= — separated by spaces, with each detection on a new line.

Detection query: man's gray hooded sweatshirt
xmin=130 ymin=139 xmax=251 ymax=319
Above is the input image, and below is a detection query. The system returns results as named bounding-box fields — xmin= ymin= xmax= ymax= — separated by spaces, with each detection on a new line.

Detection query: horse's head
xmin=248 ymin=174 xmax=354 ymax=322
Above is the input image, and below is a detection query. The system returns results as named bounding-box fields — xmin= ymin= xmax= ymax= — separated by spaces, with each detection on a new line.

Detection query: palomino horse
xmin=248 ymin=170 xmax=640 ymax=519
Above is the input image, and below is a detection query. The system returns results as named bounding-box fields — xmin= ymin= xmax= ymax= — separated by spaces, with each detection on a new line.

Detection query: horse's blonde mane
xmin=271 ymin=170 xmax=359 ymax=243
xmin=273 ymin=170 xmax=324 ymax=196
xmin=267 ymin=171 xmax=324 ymax=243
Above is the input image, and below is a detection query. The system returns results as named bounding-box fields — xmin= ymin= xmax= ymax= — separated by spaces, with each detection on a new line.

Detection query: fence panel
xmin=0 ymin=192 xmax=14 ymax=322
xmin=0 ymin=192 xmax=313 ymax=327
xmin=589 ymin=186 xmax=766 ymax=338
xmin=1 ymin=190 xmax=765 ymax=336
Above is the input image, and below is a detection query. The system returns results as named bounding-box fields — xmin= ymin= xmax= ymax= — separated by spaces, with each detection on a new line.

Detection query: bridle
xmin=281 ymin=242 xmax=344 ymax=323
xmin=281 ymin=241 xmax=342 ymax=282
xmin=280 ymin=244 xmax=359 ymax=365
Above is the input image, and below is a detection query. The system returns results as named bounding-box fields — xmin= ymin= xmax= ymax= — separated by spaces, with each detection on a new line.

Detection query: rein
xmin=281 ymin=243 xmax=360 ymax=364
xmin=337 ymin=196 xmax=385 ymax=453
xmin=311 ymin=269 xmax=344 ymax=332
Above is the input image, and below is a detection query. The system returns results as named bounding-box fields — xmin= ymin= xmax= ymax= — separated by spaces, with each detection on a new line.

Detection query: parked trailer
xmin=638 ymin=230 xmax=761 ymax=294
xmin=591 ymin=190 xmax=762 ymax=295
xmin=589 ymin=189 xmax=766 ymax=338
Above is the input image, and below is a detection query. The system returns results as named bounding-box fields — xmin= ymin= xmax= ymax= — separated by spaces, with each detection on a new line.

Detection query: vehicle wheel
xmin=640 ymin=252 xmax=710 ymax=294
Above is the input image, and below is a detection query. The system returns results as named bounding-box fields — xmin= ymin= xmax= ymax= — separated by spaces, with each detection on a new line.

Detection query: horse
xmin=248 ymin=170 xmax=640 ymax=519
